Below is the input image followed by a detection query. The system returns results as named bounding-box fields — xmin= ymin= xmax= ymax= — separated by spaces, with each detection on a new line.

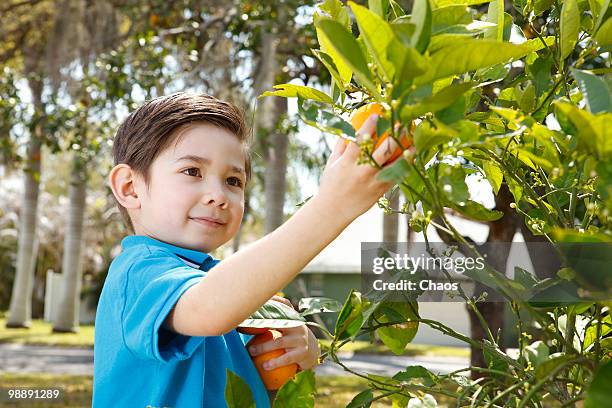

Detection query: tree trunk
xmin=468 ymin=183 xmax=518 ymax=378
xmin=251 ymin=31 xmax=278 ymax=139
xmin=6 ymin=80 xmax=44 ymax=328
xmin=52 ymin=156 xmax=87 ymax=332
xmin=382 ymin=192 xmax=400 ymax=253
xmin=264 ymin=97 xmax=288 ymax=234
xmin=250 ymin=26 xmax=287 ymax=235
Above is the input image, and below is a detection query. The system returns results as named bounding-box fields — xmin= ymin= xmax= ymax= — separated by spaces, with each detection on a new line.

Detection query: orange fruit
xmin=236 ymin=326 xmax=270 ymax=335
xmin=349 ymin=102 xmax=414 ymax=162
xmin=246 ymin=330 xmax=298 ymax=390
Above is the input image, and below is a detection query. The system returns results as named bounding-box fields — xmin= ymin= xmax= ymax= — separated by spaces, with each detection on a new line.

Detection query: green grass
xmin=0 ymin=318 xmax=94 ymax=348
xmin=0 ymin=374 xmax=459 ymax=407
xmin=0 ymin=374 xmax=92 ymax=408
xmin=319 ymin=339 xmax=470 ymax=358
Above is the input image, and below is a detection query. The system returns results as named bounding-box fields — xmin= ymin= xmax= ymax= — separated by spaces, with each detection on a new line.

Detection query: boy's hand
xmin=247 ymin=324 xmax=321 ymax=371
xmin=317 ymin=114 xmax=397 ymax=223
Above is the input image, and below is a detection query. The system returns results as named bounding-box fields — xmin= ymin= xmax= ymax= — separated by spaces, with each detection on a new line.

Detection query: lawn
xmin=0 ymin=374 xmax=93 ymax=408
xmin=0 ymin=373 xmax=458 ymax=407
xmin=0 ymin=317 xmax=94 ymax=348
xmin=0 ymin=317 xmax=470 ymax=359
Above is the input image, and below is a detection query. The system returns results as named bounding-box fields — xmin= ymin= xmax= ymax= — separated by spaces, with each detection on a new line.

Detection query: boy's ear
xmin=108 ymin=164 xmax=141 ymax=209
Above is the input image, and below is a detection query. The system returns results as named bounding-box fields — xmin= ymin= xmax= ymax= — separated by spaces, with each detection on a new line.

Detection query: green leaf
xmin=484 ymin=0 xmax=504 ymax=41
xmin=554 ymin=236 xmax=612 ymax=292
xmin=534 ymin=0 xmax=554 ymax=16
xmin=584 ymin=314 xmax=612 ymax=351
xmin=535 ymin=354 xmax=576 ymax=381
xmin=415 ymin=37 xmax=555 ymax=85
xmin=375 ymin=301 xmax=419 ymax=355
xmin=413 ymin=121 xmax=455 ymax=155
xmin=272 ymin=370 xmax=316 ymax=408
xmin=390 ymin=161 xmax=428 ymax=204
xmin=350 ymin=1 xmax=396 ymax=81
xmin=393 ymin=365 xmax=438 ymax=387
xmin=312 ymin=49 xmax=346 ymax=92
xmin=434 ymin=0 xmax=491 ymax=6
xmin=595 ymin=17 xmax=612 ymax=46
xmin=554 ymin=101 xmax=612 ymax=158
xmin=507 ymin=176 xmax=523 ymax=203
xmin=437 ymin=163 xmax=469 ymax=203
xmin=225 ymin=369 xmax=256 ymax=408
xmin=368 ymin=0 xmax=389 ymax=18
xmin=514 ymin=266 xmax=538 ymax=289
xmin=592 ymin=0 xmax=611 ymax=35
xmin=523 ymin=341 xmax=550 ymax=368
xmin=572 ymin=69 xmax=612 ymax=113
xmin=411 ymin=0 xmax=433 ymax=53
xmin=482 ymin=161 xmax=503 ymax=194
xmin=483 ymin=342 xmax=510 ymax=372
xmin=431 ymin=5 xmax=471 ymax=34
xmin=526 ymin=55 xmax=554 ymax=97
xmin=448 ymin=200 xmax=504 ymax=221
xmin=512 ymin=148 xmax=553 ymax=172
xmin=347 ymin=389 xmax=374 ymax=408
xmin=401 ymin=82 xmax=474 ymax=120
xmin=297 ymin=99 xmax=355 ymax=139
xmin=515 ymin=80 xmax=536 ymax=112
xmin=261 ymin=84 xmax=334 ymax=105
xmin=585 ymin=361 xmax=612 ymax=408
xmin=560 ymin=0 xmax=580 ymax=60
xmin=314 ymin=12 xmax=352 ymax=84
xmin=436 ymin=94 xmax=466 ymax=124
xmin=386 ymin=36 xmax=429 ymax=82
xmin=315 ymin=18 xmax=380 ymax=98
xmin=335 ymin=290 xmax=366 ymax=340
xmin=239 ymin=299 xmax=306 ymax=330
xmin=297 ymin=297 xmax=342 ymax=317
xmin=320 ymin=0 xmax=352 ymax=26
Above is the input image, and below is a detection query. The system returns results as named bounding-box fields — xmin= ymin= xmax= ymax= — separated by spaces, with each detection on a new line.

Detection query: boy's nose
xmin=202 ymin=181 xmax=228 ymax=209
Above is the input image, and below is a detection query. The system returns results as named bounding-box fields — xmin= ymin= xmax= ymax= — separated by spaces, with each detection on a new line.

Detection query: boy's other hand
xmin=270 ymin=295 xmax=293 ymax=309
xmin=317 ymin=114 xmax=396 ymax=223
xmin=247 ymin=324 xmax=321 ymax=371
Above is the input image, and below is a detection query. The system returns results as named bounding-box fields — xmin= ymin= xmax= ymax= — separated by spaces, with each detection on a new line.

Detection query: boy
xmin=93 ymin=92 xmax=397 ymax=407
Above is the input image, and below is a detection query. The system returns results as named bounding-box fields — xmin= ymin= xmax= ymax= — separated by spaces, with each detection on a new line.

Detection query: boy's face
xmin=131 ymin=123 xmax=246 ymax=253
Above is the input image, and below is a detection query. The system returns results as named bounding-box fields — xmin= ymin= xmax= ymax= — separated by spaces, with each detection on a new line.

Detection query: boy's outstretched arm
xmin=165 ymin=116 xmax=397 ymax=336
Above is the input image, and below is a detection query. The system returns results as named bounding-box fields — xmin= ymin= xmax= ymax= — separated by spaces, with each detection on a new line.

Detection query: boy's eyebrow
xmin=174 ymin=154 xmax=246 ymax=175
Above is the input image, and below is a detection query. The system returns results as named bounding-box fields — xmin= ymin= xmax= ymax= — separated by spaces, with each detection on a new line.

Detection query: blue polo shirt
xmin=93 ymin=235 xmax=269 ymax=407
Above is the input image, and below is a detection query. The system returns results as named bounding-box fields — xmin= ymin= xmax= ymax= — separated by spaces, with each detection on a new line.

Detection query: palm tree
xmin=5 ymin=15 xmax=49 ymax=326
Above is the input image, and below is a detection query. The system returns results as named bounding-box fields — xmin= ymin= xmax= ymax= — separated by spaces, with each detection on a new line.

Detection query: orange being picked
xmin=246 ymin=329 xmax=298 ymax=390
xmin=349 ymin=102 xmax=414 ymax=162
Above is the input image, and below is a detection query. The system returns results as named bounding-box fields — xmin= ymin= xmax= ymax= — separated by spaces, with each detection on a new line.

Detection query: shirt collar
xmin=121 ymin=235 xmax=219 ymax=270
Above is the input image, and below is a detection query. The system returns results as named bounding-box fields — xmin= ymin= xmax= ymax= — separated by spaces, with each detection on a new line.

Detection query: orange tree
xmin=226 ymin=0 xmax=612 ymax=406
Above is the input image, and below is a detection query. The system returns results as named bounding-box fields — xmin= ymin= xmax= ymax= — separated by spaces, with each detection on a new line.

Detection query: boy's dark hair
xmin=112 ymin=92 xmax=251 ymax=232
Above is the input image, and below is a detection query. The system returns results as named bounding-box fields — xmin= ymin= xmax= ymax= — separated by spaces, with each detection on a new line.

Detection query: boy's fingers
xmin=271 ymin=295 xmax=294 ymax=309
xmin=372 ymin=135 xmax=399 ymax=167
xmin=262 ymin=349 xmax=303 ymax=370
xmin=356 ymin=114 xmax=378 ymax=142
xmin=249 ymin=336 xmax=300 ymax=356
xmin=325 ymin=137 xmax=347 ymax=168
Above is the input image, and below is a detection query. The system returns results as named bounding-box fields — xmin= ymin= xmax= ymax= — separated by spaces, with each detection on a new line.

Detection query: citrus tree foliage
xmin=228 ymin=0 xmax=612 ymax=406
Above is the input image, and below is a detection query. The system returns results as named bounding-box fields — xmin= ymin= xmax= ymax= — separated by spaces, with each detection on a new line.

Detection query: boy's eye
xmin=182 ymin=168 xmax=201 ymax=177
xmin=227 ymin=177 xmax=243 ymax=188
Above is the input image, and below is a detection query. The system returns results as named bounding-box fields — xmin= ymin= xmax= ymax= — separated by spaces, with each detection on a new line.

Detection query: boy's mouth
xmin=190 ymin=216 xmax=226 ymax=228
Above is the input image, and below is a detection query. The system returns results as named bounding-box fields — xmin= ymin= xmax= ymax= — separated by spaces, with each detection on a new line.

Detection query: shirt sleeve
xmin=121 ymin=248 xmax=207 ymax=362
